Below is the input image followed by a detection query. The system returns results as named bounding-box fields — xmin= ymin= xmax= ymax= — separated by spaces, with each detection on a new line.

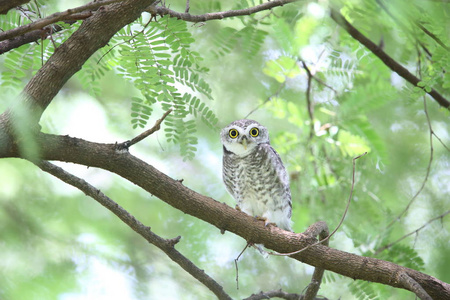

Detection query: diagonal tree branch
xmin=330 ymin=8 xmax=450 ymax=109
xmin=36 ymin=160 xmax=232 ymax=300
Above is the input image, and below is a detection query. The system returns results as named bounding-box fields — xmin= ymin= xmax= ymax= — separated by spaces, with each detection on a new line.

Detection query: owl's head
xmin=221 ymin=119 xmax=270 ymax=156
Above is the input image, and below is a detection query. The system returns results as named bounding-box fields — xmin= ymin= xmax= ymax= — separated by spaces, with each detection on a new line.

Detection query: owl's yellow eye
xmin=249 ymin=127 xmax=259 ymax=137
xmin=229 ymin=129 xmax=239 ymax=139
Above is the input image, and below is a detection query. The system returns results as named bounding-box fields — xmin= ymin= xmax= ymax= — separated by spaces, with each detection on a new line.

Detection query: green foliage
xmin=112 ymin=15 xmax=217 ymax=160
xmin=349 ymin=280 xmax=379 ymax=300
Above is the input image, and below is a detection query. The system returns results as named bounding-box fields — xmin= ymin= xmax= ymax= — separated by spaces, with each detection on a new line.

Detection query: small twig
xmin=245 ymin=82 xmax=286 ymax=119
xmin=415 ymin=21 xmax=450 ymax=52
xmin=271 ymin=152 xmax=367 ymax=257
xmin=375 ymin=0 xmax=432 ymax=58
xmin=36 ymin=160 xmax=232 ymax=300
xmin=301 ymin=60 xmax=314 ymax=141
xmin=397 ymin=272 xmax=433 ymax=300
xmin=126 ymin=109 xmax=172 ymax=147
xmin=234 ymin=242 xmax=250 ymax=290
xmin=385 ymin=53 xmax=434 ymax=230
xmin=375 ymin=210 xmax=450 ymax=255
xmin=184 ymin=0 xmax=190 ymax=13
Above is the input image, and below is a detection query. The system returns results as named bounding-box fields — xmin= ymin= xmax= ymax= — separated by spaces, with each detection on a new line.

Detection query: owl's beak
xmin=241 ymin=137 xmax=248 ymax=150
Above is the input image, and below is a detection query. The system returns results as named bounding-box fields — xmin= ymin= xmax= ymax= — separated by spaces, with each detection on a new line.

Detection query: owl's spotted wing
xmin=259 ymin=143 xmax=292 ymax=228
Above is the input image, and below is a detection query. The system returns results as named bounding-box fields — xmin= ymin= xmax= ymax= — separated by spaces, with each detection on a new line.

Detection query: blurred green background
xmin=0 ymin=0 xmax=449 ymax=299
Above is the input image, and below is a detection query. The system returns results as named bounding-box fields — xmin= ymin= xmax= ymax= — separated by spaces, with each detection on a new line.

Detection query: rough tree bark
xmin=0 ymin=1 xmax=449 ymax=299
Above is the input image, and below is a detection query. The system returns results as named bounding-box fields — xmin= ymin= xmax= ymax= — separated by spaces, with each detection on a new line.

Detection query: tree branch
xmin=36 ymin=160 xmax=232 ymax=300
xmin=303 ymin=221 xmax=329 ymax=300
xmin=330 ymin=8 xmax=450 ymax=109
xmin=146 ymin=0 xmax=297 ymax=23
xmin=0 ymin=0 xmax=125 ymax=42
xmin=124 ymin=108 xmax=172 ymax=148
xmin=243 ymin=289 xmax=329 ymax=300
xmin=0 ymin=11 xmax=93 ymax=54
xmin=397 ymin=272 xmax=432 ymax=300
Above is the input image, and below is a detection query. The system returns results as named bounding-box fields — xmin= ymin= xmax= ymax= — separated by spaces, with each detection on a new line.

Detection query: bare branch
xmin=415 ymin=21 xmax=450 ymax=52
xmin=146 ymin=0 xmax=298 ymax=23
xmin=122 ymin=109 xmax=172 ymax=148
xmin=245 ymin=83 xmax=286 ymax=119
xmin=36 ymin=160 xmax=232 ymax=300
xmin=397 ymin=272 xmax=433 ymax=300
xmin=301 ymin=60 xmax=314 ymax=140
xmin=375 ymin=210 xmax=450 ymax=255
xmin=330 ymin=8 xmax=450 ymax=109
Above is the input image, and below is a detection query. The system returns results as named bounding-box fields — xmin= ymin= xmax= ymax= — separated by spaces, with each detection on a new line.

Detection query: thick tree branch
xmin=243 ymin=289 xmax=328 ymax=300
xmin=36 ymin=160 xmax=232 ymax=300
xmin=2 ymin=132 xmax=447 ymax=298
xmin=330 ymin=8 xmax=450 ymax=109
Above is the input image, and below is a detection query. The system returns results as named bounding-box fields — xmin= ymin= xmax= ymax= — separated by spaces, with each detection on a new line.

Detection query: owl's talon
xmin=235 ymin=205 xmax=241 ymax=211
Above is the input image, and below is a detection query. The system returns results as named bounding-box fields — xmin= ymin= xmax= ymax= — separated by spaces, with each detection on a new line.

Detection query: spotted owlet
xmin=221 ymin=119 xmax=292 ymax=233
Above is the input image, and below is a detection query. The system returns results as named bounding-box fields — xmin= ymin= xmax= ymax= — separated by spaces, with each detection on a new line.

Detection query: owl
xmin=221 ymin=119 xmax=292 ymax=233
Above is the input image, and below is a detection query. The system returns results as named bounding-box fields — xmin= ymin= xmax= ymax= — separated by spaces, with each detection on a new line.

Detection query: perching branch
xmin=330 ymin=8 xmax=450 ymax=109
xmin=36 ymin=160 xmax=232 ymax=300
